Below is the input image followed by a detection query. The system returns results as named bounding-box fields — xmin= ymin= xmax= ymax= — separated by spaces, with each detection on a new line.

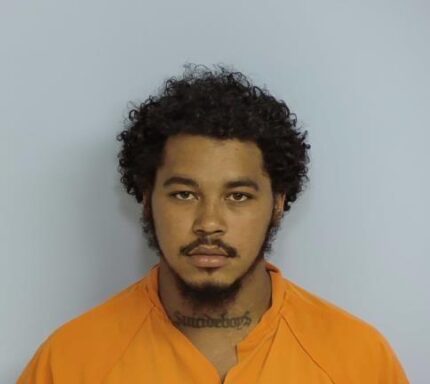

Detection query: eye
xmin=228 ymin=192 xmax=252 ymax=202
xmin=170 ymin=191 xmax=195 ymax=200
xmin=169 ymin=191 xmax=253 ymax=202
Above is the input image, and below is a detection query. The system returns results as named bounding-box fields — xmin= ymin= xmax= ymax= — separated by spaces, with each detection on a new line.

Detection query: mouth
xmin=188 ymin=254 xmax=230 ymax=268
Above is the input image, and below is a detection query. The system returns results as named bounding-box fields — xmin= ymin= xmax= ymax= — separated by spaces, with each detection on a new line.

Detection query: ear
xmin=273 ymin=193 xmax=286 ymax=222
xmin=142 ymin=191 xmax=152 ymax=219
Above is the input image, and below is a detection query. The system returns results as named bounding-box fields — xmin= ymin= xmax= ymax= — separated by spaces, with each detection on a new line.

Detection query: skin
xmin=142 ymin=133 xmax=285 ymax=379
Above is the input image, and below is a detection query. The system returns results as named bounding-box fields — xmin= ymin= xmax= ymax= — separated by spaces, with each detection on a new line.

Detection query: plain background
xmin=1 ymin=0 xmax=429 ymax=382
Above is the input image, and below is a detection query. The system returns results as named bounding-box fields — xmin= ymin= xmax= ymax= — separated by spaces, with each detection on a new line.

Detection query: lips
xmin=188 ymin=246 xmax=228 ymax=257
xmin=187 ymin=246 xmax=231 ymax=268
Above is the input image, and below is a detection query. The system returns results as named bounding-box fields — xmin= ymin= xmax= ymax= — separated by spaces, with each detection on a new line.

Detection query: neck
xmin=158 ymin=260 xmax=272 ymax=337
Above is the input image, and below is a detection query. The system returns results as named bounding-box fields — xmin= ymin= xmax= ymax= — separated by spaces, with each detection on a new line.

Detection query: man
xmin=18 ymin=64 xmax=409 ymax=383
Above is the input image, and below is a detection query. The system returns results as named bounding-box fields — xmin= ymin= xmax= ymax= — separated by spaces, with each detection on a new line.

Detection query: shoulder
xmin=17 ymin=275 xmax=153 ymax=383
xmin=49 ymin=275 xmax=152 ymax=350
xmin=280 ymin=278 xmax=409 ymax=383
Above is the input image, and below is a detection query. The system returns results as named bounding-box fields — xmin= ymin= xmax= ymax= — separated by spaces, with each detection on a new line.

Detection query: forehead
xmin=158 ymin=134 xmax=269 ymax=183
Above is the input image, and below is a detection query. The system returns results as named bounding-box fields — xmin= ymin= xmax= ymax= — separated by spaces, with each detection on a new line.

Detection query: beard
xmin=139 ymin=199 xmax=283 ymax=312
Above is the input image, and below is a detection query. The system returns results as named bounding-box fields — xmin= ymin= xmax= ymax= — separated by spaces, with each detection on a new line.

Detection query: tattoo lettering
xmin=173 ymin=310 xmax=252 ymax=330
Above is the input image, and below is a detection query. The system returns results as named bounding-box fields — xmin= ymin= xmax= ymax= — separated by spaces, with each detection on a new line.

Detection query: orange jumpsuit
xmin=17 ymin=262 xmax=409 ymax=383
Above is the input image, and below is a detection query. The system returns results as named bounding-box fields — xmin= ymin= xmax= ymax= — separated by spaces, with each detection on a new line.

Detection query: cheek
xmin=160 ymin=216 xmax=190 ymax=240
xmin=152 ymin=200 xmax=191 ymax=248
xmin=227 ymin=209 xmax=273 ymax=251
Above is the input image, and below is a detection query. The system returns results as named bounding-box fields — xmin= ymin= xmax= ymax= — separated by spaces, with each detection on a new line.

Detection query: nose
xmin=192 ymin=199 xmax=227 ymax=238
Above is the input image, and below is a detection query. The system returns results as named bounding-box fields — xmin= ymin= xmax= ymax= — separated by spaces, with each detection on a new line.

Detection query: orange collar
xmin=144 ymin=260 xmax=287 ymax=347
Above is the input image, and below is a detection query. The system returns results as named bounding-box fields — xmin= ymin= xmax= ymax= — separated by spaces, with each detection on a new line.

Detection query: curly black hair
xmin=117 ymin=63 xmax=311 ymax=213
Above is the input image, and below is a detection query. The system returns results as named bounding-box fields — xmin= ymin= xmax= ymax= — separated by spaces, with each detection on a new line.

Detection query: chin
xmin=182 ymin=267 xmax=235 ymax=286
xmin=176 ymin=273 xmax=243 ymax=310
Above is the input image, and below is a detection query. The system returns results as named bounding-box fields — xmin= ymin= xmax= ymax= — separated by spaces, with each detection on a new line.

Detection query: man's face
xmin=144 ymin=134 xmax=284 ymax=302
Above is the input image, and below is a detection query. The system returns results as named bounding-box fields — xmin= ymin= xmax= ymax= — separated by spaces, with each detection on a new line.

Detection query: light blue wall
xmin=2 ymin=0 xmax=428 ymax=382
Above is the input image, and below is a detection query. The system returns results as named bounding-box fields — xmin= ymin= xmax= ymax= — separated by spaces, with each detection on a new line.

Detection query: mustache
xmin=180 ymin=238 xmax=237 ymax=258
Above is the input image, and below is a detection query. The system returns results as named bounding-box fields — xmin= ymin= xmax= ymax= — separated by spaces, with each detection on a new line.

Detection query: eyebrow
xmin=162 ymin=176 xmax=260 ymax=192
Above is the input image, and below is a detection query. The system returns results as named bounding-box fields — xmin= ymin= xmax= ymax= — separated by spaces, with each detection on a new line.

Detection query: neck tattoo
xmin=172 ymin=310 xmax=252 ymax=330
